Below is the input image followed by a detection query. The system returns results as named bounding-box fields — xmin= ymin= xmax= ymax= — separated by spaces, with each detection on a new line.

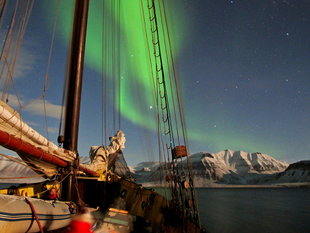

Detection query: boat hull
xmin=77 ymin=177 xmax=203 ymax=232
xmin=0 ymin=194 xmax=73 ymax=233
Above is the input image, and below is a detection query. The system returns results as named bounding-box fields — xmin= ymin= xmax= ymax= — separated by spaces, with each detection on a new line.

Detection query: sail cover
xmin=83 ymin=130 xmax=128 ymax=175
xmin=0 ymin=155 xmax=46 ymax=185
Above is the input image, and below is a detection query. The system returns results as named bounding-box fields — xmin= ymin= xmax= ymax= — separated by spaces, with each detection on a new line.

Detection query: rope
xmin=0 ymin=153 xmax=72 ymax=200
xmin=1 ymin=0 xmax=34 ymax=111
xmin=146 ymin=0 xmax=175 ymax=150
xmin=142 ymin=0 xmax=202 ymax=227
xmin=0 ymin=153 xmax=53 ymax=174
xmin=0 ymin=174 xmax=44 ymax=179
xmin=42 ymin=0 xmax=60 ymax=145
xmin=111 ymin=0 xmax=121 ymax=132
xmin=101 ymin=1 xmax=105 ymax=145
xmin=0 ymin=0 xmax=7 ymax=30
xmin=101 ymin=0 xmax=121 ymax=142
xmin=143 ymin=0 xmax=176 ymax=203
xmin=118 ymin=0 xmax=121 ymax=130
xmin=146 ymin=0 xmax=185 ymax=208
xmin=30 ymin=171 xmax=71 ymax=198
xmin=157 ymin=0 xmax=181 ymax=146
xmin=141 ymin=0 xmax=168 ymax=199
xmin=157 ymin=0 xmax=187 ymax=193
xmin=25 ymin=198 xmax=44 ymax=233
xmin=0 ymin=0 xmax=19 ymax=95
xmin=102 ymin=1 xmax=108 ymax=145
xmin=112 ymin=0 xmax=116 ymax=133
xmin=159 ymin=0 xmax=201 ymax=224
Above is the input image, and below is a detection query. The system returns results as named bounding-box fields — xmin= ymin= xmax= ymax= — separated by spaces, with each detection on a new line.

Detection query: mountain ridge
xmin=131 ymin=150 xmax=310 ymax=186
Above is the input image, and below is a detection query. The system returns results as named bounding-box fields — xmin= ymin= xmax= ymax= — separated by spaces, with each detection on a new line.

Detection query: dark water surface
xmin=1 ymin=184 xmax=309 ymax=233
xmin=196 ymin=188 xmax=310 ymax=233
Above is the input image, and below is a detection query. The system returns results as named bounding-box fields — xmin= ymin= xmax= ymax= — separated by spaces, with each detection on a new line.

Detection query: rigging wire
xmin=117 ymin=0 xmax=121 ymax=130
xmin=140 ymin=0 xmax=171 ymax=202
xmin=0 ymin=153 xmax=54 ymax=175
xmin=159 ymin=0 xmax=201 ymax=223
xmin=101 ymin=0 xmax=121 ymax=143
xmin=9 ymin=0 xmax=34 ymax=106
xmin=0 ymin=0 xmax=19 ymax=97
xmin=112 ymin=0 xmax=116 ymax=133
xmin=112 ymin=0 xmax=121 ymax=132
xmin=0 ymin=0 xmax=34 ymax=110
xmin=157 ymin=0 xmax=187 ymax=196
xmin=103 ymin=1 xmax=108 ymax=145
xmin=142 ymin=0 xmax=201 ymax=226
xmin=0 ymin=174 xmax=44 ymax=179
xmin=146 ymin=0 xmax=184 ymax=207
xmin=42 ymin=0 xmax=61 ymax=145
xmin=0 ymin=0 xmax=7 ymax=31
xmin=157 ymin=0 xmax=181 ymax=146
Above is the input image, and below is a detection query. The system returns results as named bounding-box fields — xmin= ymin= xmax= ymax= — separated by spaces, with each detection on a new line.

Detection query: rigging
xmin=143 ymin=0 xmax=201 ymax=226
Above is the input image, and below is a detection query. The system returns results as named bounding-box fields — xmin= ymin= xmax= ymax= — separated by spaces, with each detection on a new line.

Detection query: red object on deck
xmin=66 ymin=220 xmax=93 ymax=233
xmin=0 ymin=129 xmax=98 ymax=177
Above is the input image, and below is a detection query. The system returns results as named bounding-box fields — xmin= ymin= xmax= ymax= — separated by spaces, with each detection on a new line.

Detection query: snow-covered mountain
xmin=129 ymin=161 xmax=160 ymax=183
xmin=191 ymin=150 xmax=289 ymax=185
xmin=1 ymin=150 xmax=308 ymax=188
xmin=132 ymin=150 xmax=295 ymax=186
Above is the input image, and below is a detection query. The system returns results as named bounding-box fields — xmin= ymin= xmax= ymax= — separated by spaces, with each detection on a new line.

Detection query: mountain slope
xmin=194 ymin=150 xmax=289 ymax=185
xmin=273 ymin=160 xmax=310 ymax=183
xmin=133 ymin=150 xmax=290 ymax=186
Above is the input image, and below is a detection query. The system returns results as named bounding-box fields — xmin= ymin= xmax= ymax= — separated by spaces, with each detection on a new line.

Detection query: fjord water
xmin=196 ymin=188 xmax=310 ymax=233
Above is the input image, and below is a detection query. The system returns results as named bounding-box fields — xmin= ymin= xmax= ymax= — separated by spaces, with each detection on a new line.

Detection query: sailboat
xmin=0 ymin=0 xmax=204 ymax=232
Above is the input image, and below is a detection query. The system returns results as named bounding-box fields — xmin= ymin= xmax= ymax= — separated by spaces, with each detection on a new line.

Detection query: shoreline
xmin=142 ymin=182 xmax=310 ymax=189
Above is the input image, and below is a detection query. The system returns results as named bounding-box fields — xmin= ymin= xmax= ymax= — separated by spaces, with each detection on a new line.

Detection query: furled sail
xmin=0 ymin=100 xmax=76 ymax=176
xmin=83 ymin=130 xmax=127 ymax=175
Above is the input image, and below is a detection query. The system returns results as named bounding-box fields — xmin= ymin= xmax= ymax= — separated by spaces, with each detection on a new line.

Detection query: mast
xmin=62 ymin=0 xmax=89 ymax=201
xmin=63 ymin=0 xmax=89 ymax=152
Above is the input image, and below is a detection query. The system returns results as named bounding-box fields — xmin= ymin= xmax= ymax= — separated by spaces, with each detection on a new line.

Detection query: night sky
xmin=180 ymin=0 xmax=310 ymax=163
xmin=0 ymin=0 xmax=309 ymax=165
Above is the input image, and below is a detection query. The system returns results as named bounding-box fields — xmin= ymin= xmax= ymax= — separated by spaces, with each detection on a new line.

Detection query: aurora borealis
xmin=47 ymin=0 xmax=186 ymax=132
xmin=1 ymin=0 xmax=309 ymax=164
xmin=40 ymin=0 xmax=310 ymax=162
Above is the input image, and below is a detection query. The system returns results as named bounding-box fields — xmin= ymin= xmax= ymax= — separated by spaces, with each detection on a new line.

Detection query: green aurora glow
xmin=44 ymin=0 xmax=284 ymax=157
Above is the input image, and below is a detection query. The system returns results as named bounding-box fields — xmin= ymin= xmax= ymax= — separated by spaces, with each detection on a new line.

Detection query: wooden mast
xmin=62 ymin=0 xmax=89 ymax=201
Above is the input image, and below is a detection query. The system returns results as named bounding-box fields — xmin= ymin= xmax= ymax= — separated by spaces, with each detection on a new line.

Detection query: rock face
xmin=274 ymin=160 xmax=310 ymax=183
xmin=130 ymin=161 xmax=160 ymax=184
